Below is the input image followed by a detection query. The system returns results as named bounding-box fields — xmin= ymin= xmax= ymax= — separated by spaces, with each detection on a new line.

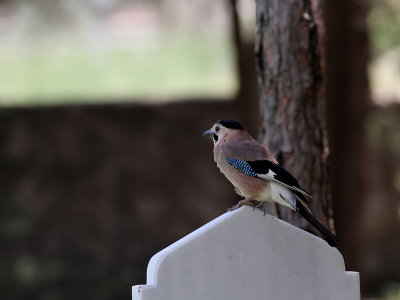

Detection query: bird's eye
xmin=215 ymin=126 xmax=220 ymax=132
xmin=213 ymin=134 xmax=218 ymax=142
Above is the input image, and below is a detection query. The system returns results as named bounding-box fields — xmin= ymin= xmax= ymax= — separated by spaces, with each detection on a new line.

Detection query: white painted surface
xmin=132 ymin=206 xmax=360 ymax=300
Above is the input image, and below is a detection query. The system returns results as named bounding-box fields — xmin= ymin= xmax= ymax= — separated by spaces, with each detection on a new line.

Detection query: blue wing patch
xmin=226 ymin=157 xmax=311 ymax=204
xmin=226 ymin=157 xmax=258 ymax=177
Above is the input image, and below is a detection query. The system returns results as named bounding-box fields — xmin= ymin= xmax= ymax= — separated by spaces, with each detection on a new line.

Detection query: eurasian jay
xmin=203 ymin=119 xmax=337 ymax=247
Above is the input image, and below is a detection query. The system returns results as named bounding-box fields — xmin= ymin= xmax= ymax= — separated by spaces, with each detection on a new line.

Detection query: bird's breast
xmin=215 ymin=155 xmax=269 ymax=199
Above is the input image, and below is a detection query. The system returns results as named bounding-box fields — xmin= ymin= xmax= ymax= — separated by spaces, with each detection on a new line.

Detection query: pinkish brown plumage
xmin=203 ymin=119 xmax=337 ymax=247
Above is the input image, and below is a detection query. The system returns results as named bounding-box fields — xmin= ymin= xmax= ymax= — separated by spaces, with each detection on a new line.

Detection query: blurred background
xmin=0 ymin=0 xmax=399 ymax=299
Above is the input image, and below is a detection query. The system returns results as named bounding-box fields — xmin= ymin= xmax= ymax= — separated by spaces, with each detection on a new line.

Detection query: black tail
xmin=295 ymin=200 xmax=337 ymax=247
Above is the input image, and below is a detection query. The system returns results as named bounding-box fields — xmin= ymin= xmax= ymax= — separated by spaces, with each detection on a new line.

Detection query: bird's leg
xmin=255 ymin=202 xmax=264 ymax=209
xmin=255 ymin=202 xmax=267 ymax=215
xmin=227 ymin=198 xmax=253 ymax=211
xmin=250 ymin=201 xmax=256 ymax=210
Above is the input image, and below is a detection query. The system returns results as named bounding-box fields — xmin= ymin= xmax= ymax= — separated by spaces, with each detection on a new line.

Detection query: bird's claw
xmin=227 ymin=199 xmax=252 ymax=212
xmin=227 ymin=205 xmax=239 ymax=212
xmin=255 ymin=202 xmax=267 ymax=215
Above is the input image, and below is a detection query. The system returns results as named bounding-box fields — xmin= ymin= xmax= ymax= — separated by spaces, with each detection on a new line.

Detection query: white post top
xmin=132 ymin=206 xmax=360 ymax=300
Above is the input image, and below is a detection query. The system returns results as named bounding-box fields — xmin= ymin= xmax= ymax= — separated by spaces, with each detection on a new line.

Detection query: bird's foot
xmin=249 ymin=201 xmax=256 ymax=210
xmin=255 ymin=202 xmax=267 ymax=215
xmin=227 ymin=198 xmax=252 ymax=212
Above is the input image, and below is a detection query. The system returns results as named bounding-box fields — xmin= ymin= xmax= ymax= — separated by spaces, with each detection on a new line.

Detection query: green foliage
xmin=0 ymin=36 xmax=236 ymax=106
xmin=383 ymin=282 xmax=400 ymax=300
xmin=369 ymin=0 xmax=400 ymax=55
xmin=368 ymin=107 xmax=400 ymax=155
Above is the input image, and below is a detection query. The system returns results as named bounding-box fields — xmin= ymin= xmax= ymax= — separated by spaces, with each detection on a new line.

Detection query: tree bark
xmin=255 ymin=0 xmax=334 ymax=234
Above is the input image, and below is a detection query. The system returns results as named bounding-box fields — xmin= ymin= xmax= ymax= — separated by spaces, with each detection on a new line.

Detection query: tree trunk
xmin=325 ymin=0 xmax=369 ymax=274
xmin=255 ymin=0 xmax=334 ymax=234
xmin=227 ymin=0 xmax=259 ymax=136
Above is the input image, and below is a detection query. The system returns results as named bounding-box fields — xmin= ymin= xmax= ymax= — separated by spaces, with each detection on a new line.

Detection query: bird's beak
xmin=202 ymin=129 xmax=213 ymax=138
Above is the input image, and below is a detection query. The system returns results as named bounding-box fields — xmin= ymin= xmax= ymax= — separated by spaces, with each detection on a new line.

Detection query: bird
xmin=203 ymin=119 xmax=337 ymax=247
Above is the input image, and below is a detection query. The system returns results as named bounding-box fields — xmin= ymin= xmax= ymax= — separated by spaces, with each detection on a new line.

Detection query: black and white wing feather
xmin=226 ymin=157 xmax=312 ymax=204
xmin=226 ymin=157 xmax=337 ymax=247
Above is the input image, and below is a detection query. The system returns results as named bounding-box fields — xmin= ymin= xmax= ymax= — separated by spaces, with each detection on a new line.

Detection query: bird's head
xmin=203 ymin=120 xmax=245 ymax=145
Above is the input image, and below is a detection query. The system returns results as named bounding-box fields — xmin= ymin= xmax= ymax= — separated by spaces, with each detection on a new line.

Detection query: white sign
xmin=132 ymin=206 xmax=360 ymax=300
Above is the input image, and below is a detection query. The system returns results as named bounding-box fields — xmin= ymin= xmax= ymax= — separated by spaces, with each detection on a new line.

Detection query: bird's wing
xmin=295 ymin=199 xmax=337 ymax=247
xmin=225 ymin=157 xmax=313 ymax=204
xmin=223 ymin=139 xmax=272 ymax=161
